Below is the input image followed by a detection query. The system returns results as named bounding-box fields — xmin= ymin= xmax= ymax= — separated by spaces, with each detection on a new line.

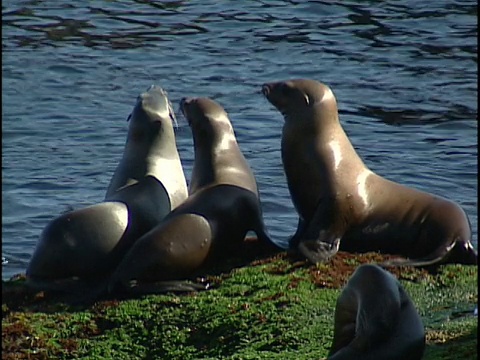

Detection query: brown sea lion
xmin=107 ymin=97 xmax=279 ymax=294
xmin=262 ymin=79 xmax=477 ymax=266
xmin=328 ymin=264 xmax=425 ymax=360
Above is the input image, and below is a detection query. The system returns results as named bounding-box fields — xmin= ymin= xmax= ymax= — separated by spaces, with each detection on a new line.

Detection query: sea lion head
xmin=180 ymin=97 xmax=234 ymax=143
xmin=262 ymin=79 xmax=338 ymax=124
xmin=128 ymin=85 xmax=177 ymax=129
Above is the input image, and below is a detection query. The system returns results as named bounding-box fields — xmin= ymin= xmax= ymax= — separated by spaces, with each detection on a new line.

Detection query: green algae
xmin=2 ymin=252 xmax=477 ymax=360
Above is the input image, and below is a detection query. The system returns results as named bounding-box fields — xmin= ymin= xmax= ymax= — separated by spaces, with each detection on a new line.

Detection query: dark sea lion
xmin=26 ymin=86 xmax=188 ymax=292
xmin=328 ymin=264 xmax=425 ymax=360
xmin=262 ymin=79 xmax=477 ymax=266
xmin=108 ymin=97 xmax=279 ymax=294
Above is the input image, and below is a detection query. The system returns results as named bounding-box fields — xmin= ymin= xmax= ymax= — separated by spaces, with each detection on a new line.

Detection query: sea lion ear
xmin=127 ymin=113 xmax=132 ymax=122
xmin=304 ymin=94 xmax=311 ymax=107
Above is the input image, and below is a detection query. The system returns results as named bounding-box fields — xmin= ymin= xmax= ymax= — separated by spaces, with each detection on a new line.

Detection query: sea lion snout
xmin=262 ymin=82 xmax=293 ymax=98
xmin=139 ymin=85 xmax=171 ymax=118
xmin=179 ymin=97 xmax=194 ymax=112
xmin=262 ymin=82 xmax=289 ymax=114
xmin=179 ymin=97 xmax=195 ymax=124
xmin=261 ymin=84 xmax=271 ymax=97
xmin=262 ymin=83 xmax=280 ymax=107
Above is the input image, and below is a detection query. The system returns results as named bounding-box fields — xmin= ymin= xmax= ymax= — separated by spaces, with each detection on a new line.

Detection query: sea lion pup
xmin=328 ymin=264 xmax=425 ymax=360
xmin=262 ymin=79 xmax=477 ymax=267
xmin=26 ymin=86 xmax=188 ymax=292
xmin=108 ymin=97 xmax=279 ymax=294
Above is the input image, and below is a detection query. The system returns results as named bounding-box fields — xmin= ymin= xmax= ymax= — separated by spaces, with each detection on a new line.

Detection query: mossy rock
xmin=2 ymin=251 xmax=477 ymax=359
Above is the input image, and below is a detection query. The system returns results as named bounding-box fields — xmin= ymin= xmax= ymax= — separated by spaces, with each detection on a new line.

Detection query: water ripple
xmin=2 ymin=0 xmax=477 ymax=278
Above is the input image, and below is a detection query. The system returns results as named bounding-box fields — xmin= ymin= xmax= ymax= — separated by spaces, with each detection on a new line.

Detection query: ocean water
xmin=2 ymin=0 xmax=477 ymax=279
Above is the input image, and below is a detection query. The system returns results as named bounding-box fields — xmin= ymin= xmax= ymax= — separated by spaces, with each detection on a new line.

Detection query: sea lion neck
xmin=282 ymin=105 xmax=341 ymax=140
xmin=191 ymin=114 xmax=237 ymax=152
xmin=190 ymin=119 xmax=240 ymax=192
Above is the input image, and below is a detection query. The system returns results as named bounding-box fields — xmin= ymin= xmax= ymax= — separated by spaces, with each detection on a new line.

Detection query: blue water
xmin=2 ymin=0 xmax=477 ymax=280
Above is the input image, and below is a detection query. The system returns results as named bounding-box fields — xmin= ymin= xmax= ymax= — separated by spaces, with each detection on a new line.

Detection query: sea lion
xmin=328 ymin=264 xmax=425 ymax=360
xmin=108 ymin=97 xmax=279 ymax=294
xmin=26 ymin=85 xmax=188 ymax=291
xmin=262 ymin=79 xmax=477 ymax=266
xmin=105 ymin=86 xmax=188 ymax=208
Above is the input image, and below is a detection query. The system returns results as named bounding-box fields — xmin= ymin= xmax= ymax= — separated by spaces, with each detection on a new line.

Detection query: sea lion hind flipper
xmin=25 ymin=276 xmax=110 ymax=304
xmin=378 ymin=244 xmax=454 ymax=268
xmin=117 ymin=280 xmax=210 ymax=295
xmin=380 ymin=237 xmax=478 ymax=267
xmin=378 ymin=256 xmax=445 ymax=268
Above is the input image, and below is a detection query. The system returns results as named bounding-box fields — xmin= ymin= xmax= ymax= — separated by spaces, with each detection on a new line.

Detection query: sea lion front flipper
xmin=251 ymin=228 xmax=285 ymax=256
xmin=288 ymin=218 xmax=307 ymax=248
xmin=297 ymin=233 xmax=340 ymax=264
xmin=243 ymin=192 xmax=283 ymax=253
xmin=294 ymin=197 xmax=341 ymax=264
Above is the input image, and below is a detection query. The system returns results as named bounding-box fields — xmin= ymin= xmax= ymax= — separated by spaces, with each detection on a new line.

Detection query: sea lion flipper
xmin=298 ymin=234 xmax=340 ymax=264
xmin=252 ymin=228 xmax=284 ymax=255
xmin=107 ymin=175 xmax=172 ymax=229
xmin=379 ymin=256 xmax=444 ymax=268
xmin=25 ymin=275 xmax=110 ymax=304
xmin=256 ymin=228 xmax=272 ymax=244
xmin=242 ymin=192 xmax=281 ymax=252
xmin=114 ymin=280 xmax=209 ymax=295
xmin=294 ymin=198 xmax=341 ymax=264
xmin=379 ymin=244 xmax=454 ymax=267
xmin=288 ymin=218 xmax=306 ymax=248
